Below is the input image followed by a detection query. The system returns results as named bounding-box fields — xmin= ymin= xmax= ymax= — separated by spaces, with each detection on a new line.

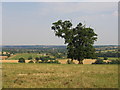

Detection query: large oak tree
xmin=51 ymin=20 xmax=97 ymax=64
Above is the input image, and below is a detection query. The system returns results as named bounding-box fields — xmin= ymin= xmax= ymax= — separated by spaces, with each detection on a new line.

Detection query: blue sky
xmin=2 ymin=2 xmax=118 ymax=45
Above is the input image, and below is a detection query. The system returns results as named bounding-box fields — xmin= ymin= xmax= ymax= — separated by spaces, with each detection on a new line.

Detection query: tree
xmin=35 ymin=57 xmax=39 ymax=63
xmin=92 ymin=59 xmax=106 ymax=64
xmin=7 ymin=54 xmax=10 ymax=57
xmin=18 ymin=58 xmax=25 ymax=63
xmin=51 ymin=20 xmax=97 ymax=64
xmin=104 ymin=57 xmax=108 ymax=60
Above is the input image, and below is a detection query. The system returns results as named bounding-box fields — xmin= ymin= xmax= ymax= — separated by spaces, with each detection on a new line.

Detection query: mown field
xmin=2 ymin=63 xmax=118 ymax=88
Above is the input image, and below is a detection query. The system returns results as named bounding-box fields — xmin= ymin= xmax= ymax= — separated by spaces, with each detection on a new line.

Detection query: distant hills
xmin=1 ymin=45 xmax=118 ymax=47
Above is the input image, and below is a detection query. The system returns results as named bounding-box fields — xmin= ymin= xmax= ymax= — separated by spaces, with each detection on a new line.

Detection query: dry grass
xmin=0 ymin=56 xmax=8 ymax=60
xmin=0 ymin=59 xmax=112 ymax=64
xmin=2 ymin=63 xmax=118 ymax=88
xmin=58 ymin=59 xmax=96 ymax=64
xmin=1 ymin=60 xmax=31 ymax=63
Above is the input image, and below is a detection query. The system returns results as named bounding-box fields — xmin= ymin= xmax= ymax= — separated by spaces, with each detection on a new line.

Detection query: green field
xmin=7 ymin=53 xmax=50 ymax=60
xmin=98 ymin=57 xmax=118 ymax=60
xmin=2 ymin=63 xmax=118 ymax=88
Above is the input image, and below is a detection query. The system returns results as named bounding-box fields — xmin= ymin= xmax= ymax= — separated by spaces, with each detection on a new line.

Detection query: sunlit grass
xmin=2 ymin=63 xmax=118 ymax=88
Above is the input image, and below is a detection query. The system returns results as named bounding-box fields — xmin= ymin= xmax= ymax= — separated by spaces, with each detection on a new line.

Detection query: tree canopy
xmin=51 ymin=20 xmax=97 ymax=64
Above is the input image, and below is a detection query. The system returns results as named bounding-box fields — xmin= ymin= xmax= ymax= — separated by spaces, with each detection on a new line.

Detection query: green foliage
xmin=28 ymin=60 xmax=34 ymax=63
xmin=51 ymin=20 xmax=97 ymax=64
xmin=18 ymin=58 xmax=25 ymax=63
xmin=104 ymin=57 xmax=108 ymax=60
xmin=108 ymin=59 xmax=120 ymax=64
xmin=39 ymin=60 xmax=61 ymax=64
xmin=35 ymin=57 xmax=39 ymax=61
xmin=35 ymin=57 xmax=39 ymax=63
xmin=40 ymin=56 xmax=49 ymax=62
xmin=39 ymin=56 xmax=56 ymax=62
xmin=49 ymin=60 xmax=54 ymax=63
xmin=7 ymin=53 xmax=42 ymax=60
xmin=92 ymin=59 xmax=106 ymax=64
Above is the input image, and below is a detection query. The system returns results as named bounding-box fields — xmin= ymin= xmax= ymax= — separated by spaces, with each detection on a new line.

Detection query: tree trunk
xmin=71 ymin=59 xmax=73 ymax=62
xmin=78 ymin=59 xmax=83 ymax=64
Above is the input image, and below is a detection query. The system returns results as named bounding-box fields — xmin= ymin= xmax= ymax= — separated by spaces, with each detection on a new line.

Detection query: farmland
xmin=7 ymin=53 xmax=52 ymax=60
xmin=2 ymin=63 xmax=118 ymax=88
xmin=1 ymin=45 xmax=118 ymax=60
xmin=1 ymin=45 xmax=119 ymax=88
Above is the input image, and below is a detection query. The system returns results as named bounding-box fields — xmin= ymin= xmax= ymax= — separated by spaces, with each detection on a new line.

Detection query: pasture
xmin=98 ymin=57 xmax=118 ymax=60
xmin=2 ymin=63 xmax=118 ymax=88
xmin=7 ymin=53 xmax=49 ymax=60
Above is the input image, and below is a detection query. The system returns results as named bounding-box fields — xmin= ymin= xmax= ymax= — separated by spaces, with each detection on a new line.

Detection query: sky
xmin=2 ymin=2 xmax=118 ymax=45
xmin=1 ymin=0 xmax=119 ymax=2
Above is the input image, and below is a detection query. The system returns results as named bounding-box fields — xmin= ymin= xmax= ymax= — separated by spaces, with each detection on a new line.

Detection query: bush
xmin=18 ymin=58 xmax=25 ymax=63
xmin=39 ymin=56 xmax=60 ymax=64
xmin=104 ymin=57 xmax=108 ymax=60
xmin=35 ymin=57 xmax=39 ymax=61
xmin=28 ymin=60 xmax=34 ymax=63
xmin=35 ymin=57 xmax=39 ymax=63
xmin=67 ymin=60 xmax=75 ymax=64
xmin=92 ymin=59 xmax=106 ymax=64
xmin=49 ymin=60 xmax=54 ymax=63
xmin=108 ymin=59 xmax=120 ymax=64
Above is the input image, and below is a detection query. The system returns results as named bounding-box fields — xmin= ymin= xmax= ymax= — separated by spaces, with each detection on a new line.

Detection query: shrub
xmin=44 ymin=59 xmax=48 ymax=63
xmin=28 ymin=56 xmax=32 ymax=60
xmin=35 ymin=57 xmax=39 ymax=63
xmin=104 ymin=57 xmax=108 ymax=60
xmin=39 ymin=57 xmax=60 ymax=64
xmin=92 ymin=59 xmax=106 ymax=64
xmin=18 ymin=58 xmax=25 ymax=63
xmin=35 ymin=57 xmax=39 ymax=61
xmin=40 ymin=57 xmax=44 ymax=62
xmin=108 ymin=59 xmax=120 ymax=64
xmin=28 ymin=60 xmax=34 ymax=63
xmin=49 ymin=60 xmax=54 ymax=63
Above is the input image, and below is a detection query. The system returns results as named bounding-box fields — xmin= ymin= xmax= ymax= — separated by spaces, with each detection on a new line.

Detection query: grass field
xmin=2 ymin=63 xmax=118 ymax=88
xmin=98 ymin=57 xmax=118 ymax=60
xmin=7 ymin=53 xmax=49 ymax=60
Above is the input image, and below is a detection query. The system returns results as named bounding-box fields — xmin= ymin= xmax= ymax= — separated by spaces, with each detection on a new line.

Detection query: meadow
xmin=7 ymin=53 xmax=118 ymax=61
xmin=98 ymin=57 xmax=118 ymax=60
xmin=7 ymin=53 xmax=48 ymax=60
xmin=2 ymin=63 xmax=118 ymax=88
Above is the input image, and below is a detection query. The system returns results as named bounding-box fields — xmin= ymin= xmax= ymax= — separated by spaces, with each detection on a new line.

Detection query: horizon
xmin=1 ymin=44 xmax=118 ymax=46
